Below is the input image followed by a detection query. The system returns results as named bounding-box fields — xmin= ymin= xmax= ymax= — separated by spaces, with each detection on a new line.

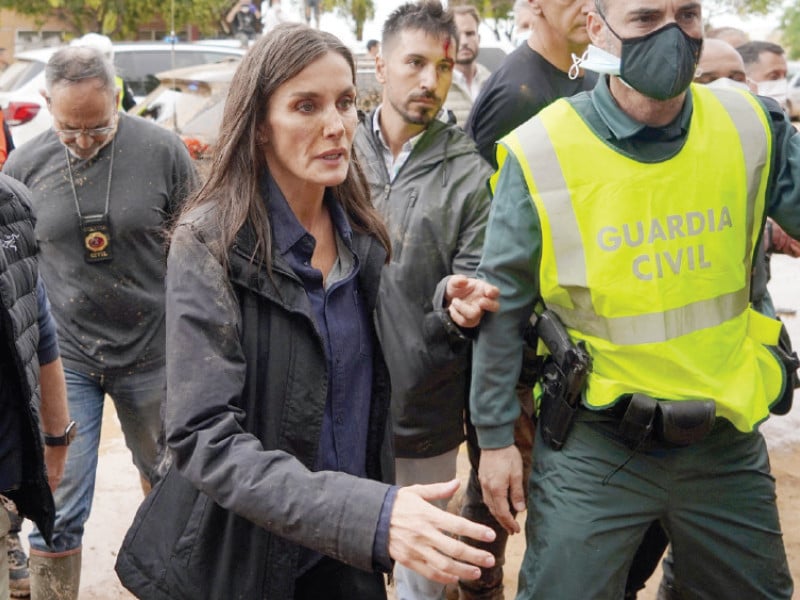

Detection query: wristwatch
xmin=44 ymin=421 xmax=77 ymax=447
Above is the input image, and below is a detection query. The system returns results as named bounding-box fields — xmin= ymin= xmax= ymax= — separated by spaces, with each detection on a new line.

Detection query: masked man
xmin=472 ymin=0 xmax=797 ymax=597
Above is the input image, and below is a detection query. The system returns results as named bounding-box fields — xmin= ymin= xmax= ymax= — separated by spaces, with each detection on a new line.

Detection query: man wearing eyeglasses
xmin=3 ymin=45 xmax=196 ymax=599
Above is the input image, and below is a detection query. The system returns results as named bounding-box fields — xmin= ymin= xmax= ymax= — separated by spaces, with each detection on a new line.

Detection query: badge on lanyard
xmin=81 ymin=213 xmax=113 ymax=263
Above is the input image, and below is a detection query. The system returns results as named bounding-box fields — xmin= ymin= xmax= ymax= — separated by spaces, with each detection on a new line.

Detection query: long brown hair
xmin=178 ymin=23 xmax=390 ymax=266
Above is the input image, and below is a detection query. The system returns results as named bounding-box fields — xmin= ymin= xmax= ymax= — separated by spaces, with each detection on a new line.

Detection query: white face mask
xmin=756 ymin=78 xmax=788 ymax=107
xmin=514 ymin=29 xmax=531 ymax=47
xmin=705 ymin=77 xmax=750 ymax=92
xmin=569 ymin=44 xmax=621 ymax=80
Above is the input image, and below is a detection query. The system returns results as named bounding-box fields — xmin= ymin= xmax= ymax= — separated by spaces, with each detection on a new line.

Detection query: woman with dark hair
xmin=115 ymin=23 xmax=495 ymax=600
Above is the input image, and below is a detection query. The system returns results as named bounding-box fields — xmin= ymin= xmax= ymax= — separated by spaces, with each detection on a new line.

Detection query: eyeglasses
xmin=53 ymin=117 xmax=117 ymax=143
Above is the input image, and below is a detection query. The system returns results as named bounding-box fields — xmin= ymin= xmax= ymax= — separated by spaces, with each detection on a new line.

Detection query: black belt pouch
xmin=654 ymin=400 xmax=716 ymax=446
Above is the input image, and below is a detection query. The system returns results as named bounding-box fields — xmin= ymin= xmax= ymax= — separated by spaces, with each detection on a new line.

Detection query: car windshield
xmin=0 ymin=59 xmax=44 ymax=92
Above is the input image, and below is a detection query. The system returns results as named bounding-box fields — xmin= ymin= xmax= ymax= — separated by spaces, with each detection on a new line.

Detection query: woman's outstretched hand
xmin=388 ymin=479 xmax=497 ymax=584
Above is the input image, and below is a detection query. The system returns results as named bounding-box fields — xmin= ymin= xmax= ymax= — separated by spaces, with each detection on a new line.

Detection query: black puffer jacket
xmin=116 ymin=204 xmax=393 ymax=600
xmin=0 ymin=174 xmax=54 ymax=544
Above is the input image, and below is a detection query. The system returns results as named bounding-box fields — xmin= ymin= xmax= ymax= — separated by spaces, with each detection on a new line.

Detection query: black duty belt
xmin=591 ymin=393 xmax=716 ymax=448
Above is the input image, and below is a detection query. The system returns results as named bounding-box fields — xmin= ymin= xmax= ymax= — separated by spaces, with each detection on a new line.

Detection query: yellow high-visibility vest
xmin=115 ymin=75 xmax=125 ymax=110
xmin=499 ymin=84 xmax=784 ymax=432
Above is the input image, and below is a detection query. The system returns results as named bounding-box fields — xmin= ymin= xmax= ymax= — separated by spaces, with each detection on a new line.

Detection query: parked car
xmin=0 ymin=42 xmax=246 ymax=146
xmin=131 ymin=60 xmax=239 ymax=162
xmin=134 ymin=43 xmax=507 ymax=165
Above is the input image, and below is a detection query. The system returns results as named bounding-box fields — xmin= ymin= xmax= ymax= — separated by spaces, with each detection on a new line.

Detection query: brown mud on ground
xmin=63 ymin=412 xmax=798 ymax=600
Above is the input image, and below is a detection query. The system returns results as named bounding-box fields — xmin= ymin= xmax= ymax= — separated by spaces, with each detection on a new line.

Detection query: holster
xmin=519 ymin=320 xmax=544 ymax=389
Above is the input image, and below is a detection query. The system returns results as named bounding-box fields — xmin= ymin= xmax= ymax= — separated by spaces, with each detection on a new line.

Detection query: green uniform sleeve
xmin=470 ymin=149 xmax=542 ymax=449
xmin=764 ymin=99 xmax=800 ymax=237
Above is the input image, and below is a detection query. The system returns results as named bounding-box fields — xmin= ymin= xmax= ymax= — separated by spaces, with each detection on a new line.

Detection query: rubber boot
xmin=6 ymin=509 xmax=30 ymax=598
xmin=29 ymin=550 xmax=80 ymax=600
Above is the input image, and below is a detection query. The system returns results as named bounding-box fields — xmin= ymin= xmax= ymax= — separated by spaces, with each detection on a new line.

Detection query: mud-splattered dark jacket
xmin=115 ymin=203 xmax=393 ymax=599
xmin=354 ymin=111 xmax=493 ymax=459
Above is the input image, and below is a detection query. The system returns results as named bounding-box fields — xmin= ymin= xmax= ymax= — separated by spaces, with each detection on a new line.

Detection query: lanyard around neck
xmin=65 ymin=137 xmax=115 ymax=219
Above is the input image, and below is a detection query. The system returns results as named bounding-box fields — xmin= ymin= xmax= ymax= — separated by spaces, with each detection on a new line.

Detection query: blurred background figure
xmin=737 ymin=40 xmax=789 ymax=110
xmin=452 ymin=5 xmax=491 ymax=102
xmin=513 ymin=0 xmax=535 ymax=46
xmin=70 ymin=33 xmax=136 ymax=111
xmin=226 ymin=0 xmax=261 ymax=46
xmin=694 ymin=38 xmax=750 ymax=90
xmin=0 ymin=109 xmax=12 ymax=171
xmin=366 ymin=38 xmax=381 ymax=58
xmin=261 ymin=0 xmax=289 ymax=34
xmin=706 ymin=25 xmax=749 ymax=49
xmin=304 ymin=0 xmax=321 ymax=28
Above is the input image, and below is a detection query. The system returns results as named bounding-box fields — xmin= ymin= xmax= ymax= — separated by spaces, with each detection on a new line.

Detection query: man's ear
xmin=587 ymin=11 xmax=604 ymax=46
xmin=375 ymin=55 xmax=387 ymax=85
xmin=40 ymin=89 xmax=50 ymax=107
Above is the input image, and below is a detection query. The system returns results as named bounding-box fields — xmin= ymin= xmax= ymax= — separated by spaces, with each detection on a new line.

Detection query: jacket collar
xmin=229 ymin=173 xmax=385 ymax=313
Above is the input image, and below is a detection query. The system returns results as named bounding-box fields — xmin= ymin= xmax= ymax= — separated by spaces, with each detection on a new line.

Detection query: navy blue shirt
xmin=265 ymin=176 xmax=394 ymax=572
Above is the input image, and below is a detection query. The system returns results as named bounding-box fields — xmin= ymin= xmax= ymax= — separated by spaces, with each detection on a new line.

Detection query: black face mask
xmin=604 ymin=20 xmax=703 ymax=100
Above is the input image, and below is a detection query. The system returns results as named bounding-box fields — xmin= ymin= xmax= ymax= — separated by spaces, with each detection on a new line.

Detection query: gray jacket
xmin=354 ymin=111 xmax=492 ymax=458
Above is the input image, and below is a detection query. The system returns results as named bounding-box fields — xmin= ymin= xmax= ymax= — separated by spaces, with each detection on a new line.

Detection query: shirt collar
xmin=591 ymin=75 xmax=693 ymax=141
xmin=263 ymin=172 xmax=353 ymax=258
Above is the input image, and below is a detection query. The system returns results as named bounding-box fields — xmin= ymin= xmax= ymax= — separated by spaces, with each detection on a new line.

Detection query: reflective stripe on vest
xmin=500 ymin=85 xmax=782 ymax=431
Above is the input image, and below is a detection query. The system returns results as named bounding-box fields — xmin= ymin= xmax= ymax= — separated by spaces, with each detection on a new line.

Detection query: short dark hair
xmin=737 ymin=40 xmax=785 ymax=67
xmin=366 ymin=38 xmax=380 ymax=51
xmin=382 ymin=1 xmax=457 ymax=55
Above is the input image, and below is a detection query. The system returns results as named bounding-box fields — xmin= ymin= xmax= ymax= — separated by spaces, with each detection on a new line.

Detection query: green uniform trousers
xmin=517 ymin=411 xmax=793 ymax=600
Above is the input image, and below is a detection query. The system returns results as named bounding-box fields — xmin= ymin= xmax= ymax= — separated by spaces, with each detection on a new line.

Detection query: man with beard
xmin=3 ymin=46 xmax=195 ymax=599
xmin=471 ymin=0 xmax=797 ymax=597
xmin=452 ymin=6 xmax=491 ymax=102
xmin=353 ymin=2 xmax=499 ymax=599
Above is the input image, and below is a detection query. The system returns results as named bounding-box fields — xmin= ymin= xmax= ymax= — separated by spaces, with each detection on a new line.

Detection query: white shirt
xmin=372 ymin=107 xmax=426 ymax=182
xmin=452 ymin=62 xmax=492 ymax=101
